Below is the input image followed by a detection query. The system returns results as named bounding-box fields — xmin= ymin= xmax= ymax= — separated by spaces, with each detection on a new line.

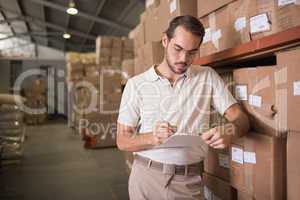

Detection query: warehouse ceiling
xmin=0 ymin=0 xmax=145 ymax=52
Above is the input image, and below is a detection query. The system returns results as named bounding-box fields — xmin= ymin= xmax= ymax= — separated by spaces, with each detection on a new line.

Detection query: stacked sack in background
xmin=197 ymin=0 xmax=300 ymax=57
xmin=0 ymin=94 xmax=26 ymax=164
xmin=24 ymin=79 xmax=47 ymax=125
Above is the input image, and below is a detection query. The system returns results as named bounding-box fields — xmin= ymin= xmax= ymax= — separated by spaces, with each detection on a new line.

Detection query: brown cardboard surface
xmin=197 ymin=0 xmax=235 ymax=18
xmin=199 ymin=5 xmax=241 ymax=57
xmin=233 ymin=67 xmax=287 ymax=137
xmin=204 ymin=148 xmax=230 ymax=182
xmin=276 ymin=48 xmax=300 ymax=132
xmin=134 ymin=42 xmax=164 ymax=74
xmin=121 ymin=59 xmax=134 ymax=80
xmin=170 ymin=0 xmax=198 ymax=18
xmin=238 ymin=190 xmax=255 ymax=200
xmin=230 ymin=132 xmax=286 ymax=200
xmin=203 ymin=173 xmax=237 ymax=200
xmin=230 ymin=0 xmax=256 ymax=44
xmin=287 ymin=132 xmax=300 ymax=200
xmin=250 ymin=1 xmax=300 ymax=40
xmin=144 ymin=5 xmax=165 ymax=43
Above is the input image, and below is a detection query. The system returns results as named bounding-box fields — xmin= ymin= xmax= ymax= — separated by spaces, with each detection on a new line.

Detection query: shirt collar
xmin=145 ymin=64 xmax=194 ymax=82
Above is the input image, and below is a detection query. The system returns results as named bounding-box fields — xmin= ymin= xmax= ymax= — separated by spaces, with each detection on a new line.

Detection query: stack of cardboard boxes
xmin=129 ymin=0 xmax=200 ymax=76
xmin=198 ymin=0 xmax=300 ymax=57
xmin=66 ymin=37 xmax=134 ymax=149
xmin=205 ymin=47 xmax=300 ymax=200
xmin=24 ymin=79 xmax=47 ymax=125
xmin=234 ymin=48 xmax=300 ymax=200
xmin=0 ymin=98 xmax=25 ymax=163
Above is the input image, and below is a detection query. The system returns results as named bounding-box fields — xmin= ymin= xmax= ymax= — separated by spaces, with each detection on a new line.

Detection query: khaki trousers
xmin=128 ymin=160 xmax=204 ymax=200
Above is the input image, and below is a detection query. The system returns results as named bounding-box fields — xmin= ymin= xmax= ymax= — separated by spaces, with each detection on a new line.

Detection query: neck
xmin=156 ymin=59 xmax=180 ymax=83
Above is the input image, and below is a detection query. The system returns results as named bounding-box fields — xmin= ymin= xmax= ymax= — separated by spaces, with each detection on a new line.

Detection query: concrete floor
xmin=0 ymin=119 xmax=129 ymax=200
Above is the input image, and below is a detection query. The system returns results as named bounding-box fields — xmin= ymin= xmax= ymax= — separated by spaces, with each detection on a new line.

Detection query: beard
xmin=166 ymin=52 xmax=189 ymax=75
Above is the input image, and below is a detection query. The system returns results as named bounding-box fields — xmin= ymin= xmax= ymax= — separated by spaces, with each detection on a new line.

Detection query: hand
xmin=152 ymin=121 xmax=177 ymax=146
xmin=201 ymin=123 xmax=235 ymax=149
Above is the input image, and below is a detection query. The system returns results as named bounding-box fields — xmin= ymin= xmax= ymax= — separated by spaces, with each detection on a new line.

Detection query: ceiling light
xmin=63 ymin=33 xmax=71 ymax=39
xmin=66 ymin=1 xmax=78 ymax=15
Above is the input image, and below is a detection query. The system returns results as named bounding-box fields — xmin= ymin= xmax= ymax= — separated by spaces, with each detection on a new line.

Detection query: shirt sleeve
xmin=117 ymin=78 xmax=141 ymax=127
xmin=210 ymin=68 xmax=237 ymax=116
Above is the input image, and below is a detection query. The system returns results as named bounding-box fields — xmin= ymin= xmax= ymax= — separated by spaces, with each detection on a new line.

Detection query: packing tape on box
xmin=208 ymin=12 xmax=221 ymax=50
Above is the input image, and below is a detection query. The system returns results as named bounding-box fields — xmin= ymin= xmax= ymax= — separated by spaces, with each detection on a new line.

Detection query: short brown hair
xmin=165 ymin=15 xmax=205 ymax=44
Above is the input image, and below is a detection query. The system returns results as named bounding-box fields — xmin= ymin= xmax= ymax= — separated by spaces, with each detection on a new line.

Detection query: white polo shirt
xmin=118 ymin=65 xmax=237 ymax=165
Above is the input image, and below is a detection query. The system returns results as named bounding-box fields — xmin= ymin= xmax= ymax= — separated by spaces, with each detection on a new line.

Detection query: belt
xmin=134 ymin=154 xmax=204 ymax=176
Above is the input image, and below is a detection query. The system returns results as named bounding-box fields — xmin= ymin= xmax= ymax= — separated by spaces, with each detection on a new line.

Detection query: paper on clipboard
xmin=155 ymin=134 xmax=208 ymax=153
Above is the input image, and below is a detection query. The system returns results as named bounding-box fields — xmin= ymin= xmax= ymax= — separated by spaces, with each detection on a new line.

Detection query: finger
xmin=207 ymin=132 xmax=221 ymax=145
xmin=157 ymin=129 xmax=175 ymax=139
xmin=213 ymin=144 xmax=226 ymax=149
xmin=210 ymin=138 xmax=224 ymax=147
xmin=201 ymin=128 xmax=216 ymax=141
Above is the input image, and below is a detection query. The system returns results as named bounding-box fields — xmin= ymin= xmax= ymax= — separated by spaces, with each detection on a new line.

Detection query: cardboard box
xmin=144 ymin=5 xmax=166 ymax=43
xmin=287 ymin=132 xmax=300 ymax=200
xmin=276 ymin=48 xmax=300 ymax=132
xmin=230 ymin=0 xmax=256 ymax=44
xmin=204 ymin=148 xmax=230 ymax=182
xmin=199 ymin=5 xmax=241 ymax=57
xmin=203 ymin=173 xmax=237 ymax=200
xmin=197 ymin=0 xmax=235 ymax=18
xmin=169 ymin=0 xmax=198 ymax=18
xmin=250 ymin=1 xmax=300 ymax=40
xmin=121 ymin=59 xmax=134 ymax=80
xmin=145 ymin=0 xmax=198 ymax=43
xmin=142 ymin=41 xmax=164 ymax=68
xmin=233 ymin=49 xmax=300 ymax=135
xmin=233 ymin=66 xmax=286 ymax=137
xmin=230 ymin=132 xmax=286 ymax=200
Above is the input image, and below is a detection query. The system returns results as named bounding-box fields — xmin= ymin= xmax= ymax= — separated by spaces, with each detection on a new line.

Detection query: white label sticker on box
xmin=203 ymin=28 xmax=212 ymax=43
xmin=235 ymin=17 xmax=246 ymax=31
xmin=212 ymin=30 xmax=222 ymax=41
xmin=235 ymin=85 xmax=248 ymax=101
xmin=231 ymin=147 xmax=244 ymax=164
xmin=249 ymin=94 xmax=262 ymax=108
xmin=169 ymin=0 xmax=177 ymax=13
xmin=278 ymin=0 xmax=296 ymax=6
xmin=250 ymin=13 xmax=271 ymax=34
xmin=218 ymin=153 xmax=230 ymax=168
xmin=294 ymin=81 xmax=300 ymax=96
xmin=244 ymin=151 xmax=256 ymax=164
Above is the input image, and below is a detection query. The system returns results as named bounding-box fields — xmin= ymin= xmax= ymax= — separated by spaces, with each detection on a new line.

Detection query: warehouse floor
xmin=0 ymin=119 xmax=129 ymax=200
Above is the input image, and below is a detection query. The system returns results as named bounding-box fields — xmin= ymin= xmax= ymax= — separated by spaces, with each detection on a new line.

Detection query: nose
xmin=179 ymin=51 xmax=188 ymax=63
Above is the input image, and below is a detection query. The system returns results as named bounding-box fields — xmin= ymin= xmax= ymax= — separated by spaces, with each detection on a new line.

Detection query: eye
xmin=174 ymin=45 xmax=182 ymax=51
xmin=188 ymin=51 xmax=198 ymax=56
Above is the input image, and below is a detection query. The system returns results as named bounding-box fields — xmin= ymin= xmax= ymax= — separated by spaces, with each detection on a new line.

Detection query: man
xmin=117 ymin=15 xmax=249 ymax=200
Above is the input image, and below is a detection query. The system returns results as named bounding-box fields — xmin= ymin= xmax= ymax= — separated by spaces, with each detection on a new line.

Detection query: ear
xmin=162 ymin=33 xmax=169 ymax=48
